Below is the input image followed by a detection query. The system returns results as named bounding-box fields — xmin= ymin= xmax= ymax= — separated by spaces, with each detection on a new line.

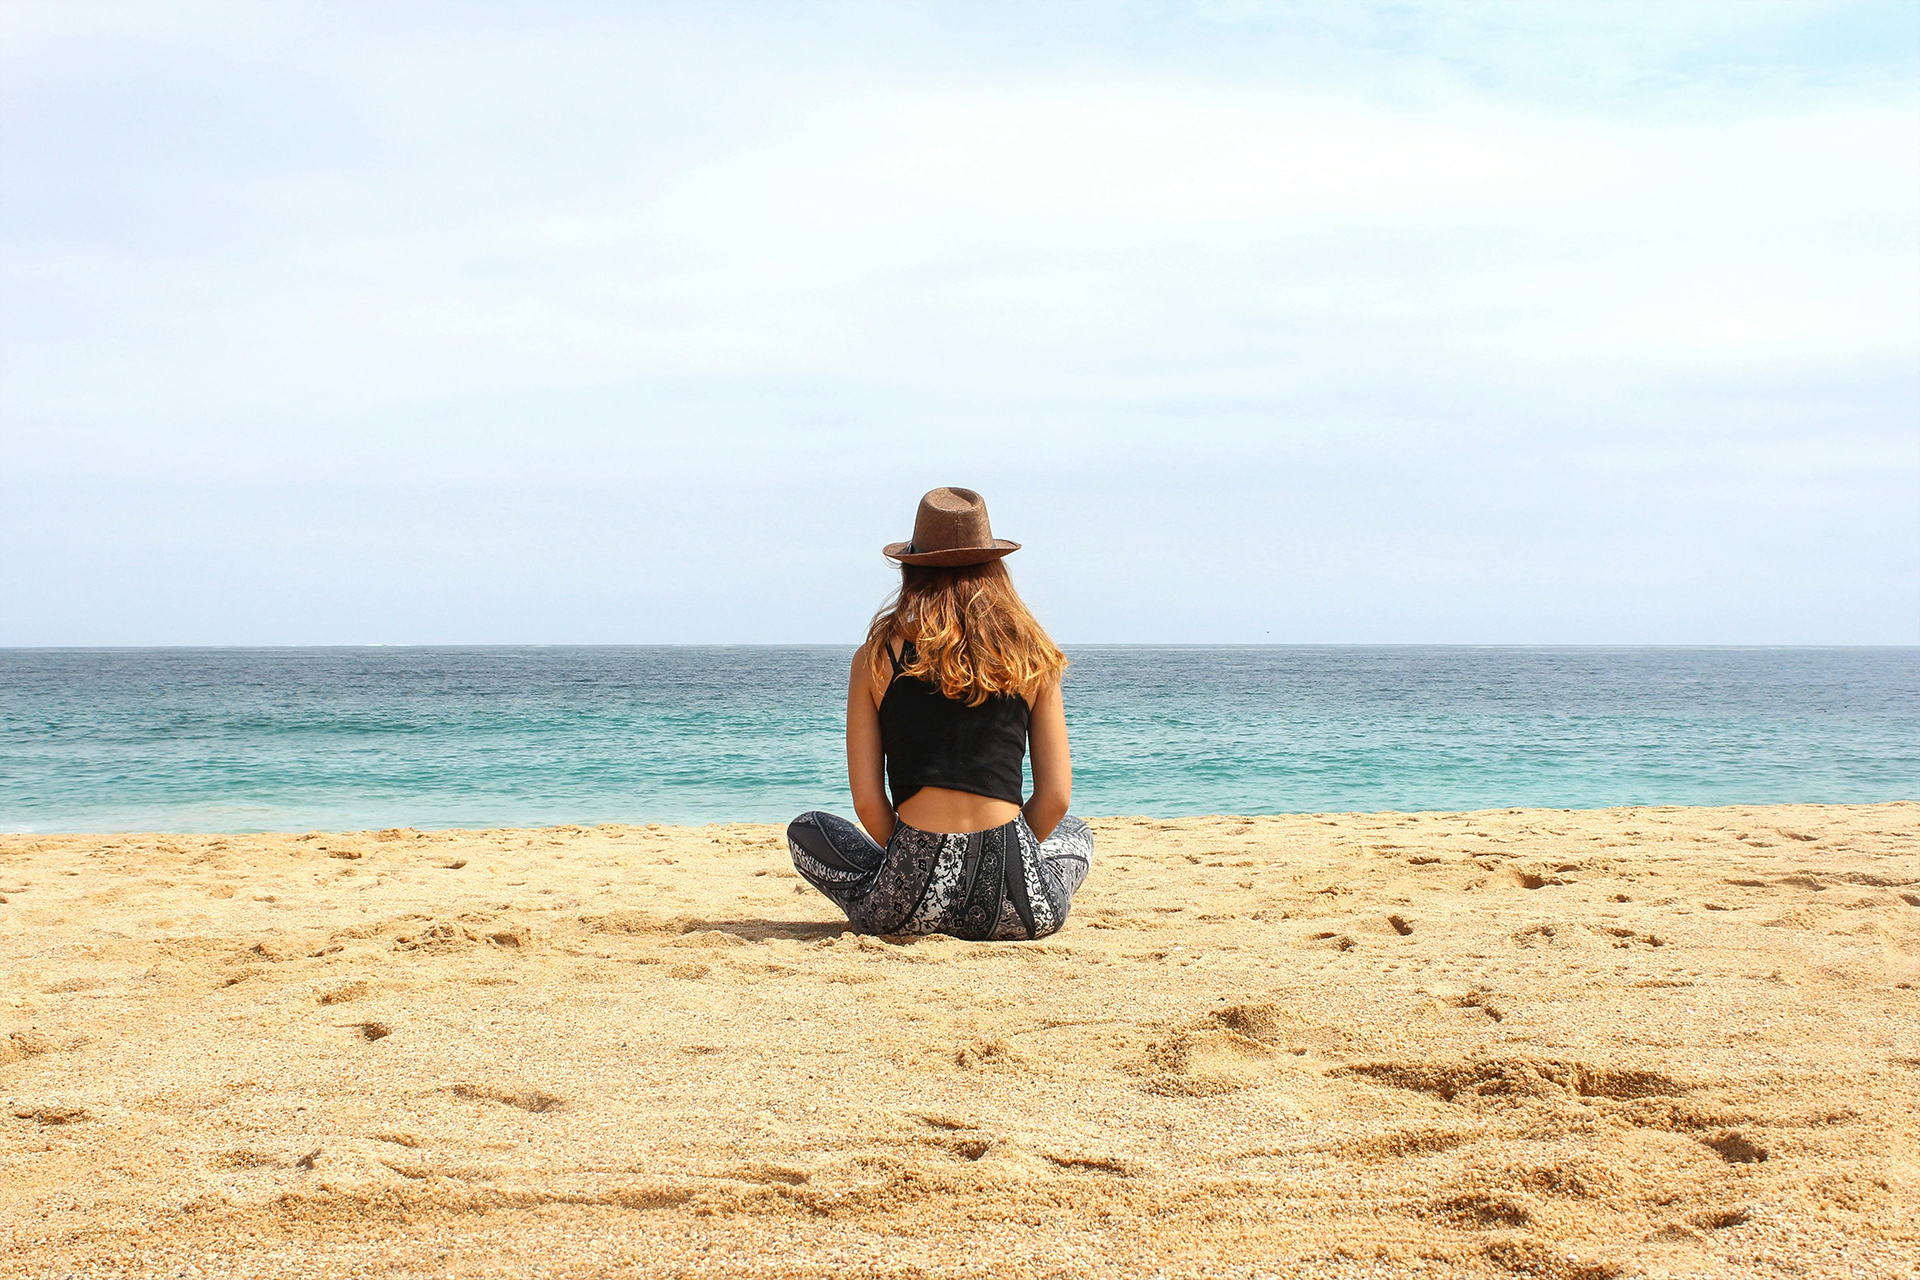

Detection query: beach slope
xmin=2 ymin=804 xmax=1916 ymax=1278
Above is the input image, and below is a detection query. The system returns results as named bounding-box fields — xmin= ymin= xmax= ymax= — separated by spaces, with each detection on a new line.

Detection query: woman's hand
xmin=1023 ymin=677 xmax=1071 ymax=842
xmin=846 ymin=646 xmax=896 ymax=845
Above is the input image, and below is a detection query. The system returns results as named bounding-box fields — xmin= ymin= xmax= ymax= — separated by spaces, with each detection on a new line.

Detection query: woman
xmin=787 ymin=487 xmax=1094 ymax=940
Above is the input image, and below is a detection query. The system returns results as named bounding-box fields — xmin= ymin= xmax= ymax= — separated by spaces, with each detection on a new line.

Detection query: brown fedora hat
xmin=883 ymin=487 xmax=1021 ymax=566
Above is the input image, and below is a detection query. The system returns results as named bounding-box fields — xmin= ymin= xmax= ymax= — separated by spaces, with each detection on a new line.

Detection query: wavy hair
xmin=864 ymin=560 xmax=1066 ymax=706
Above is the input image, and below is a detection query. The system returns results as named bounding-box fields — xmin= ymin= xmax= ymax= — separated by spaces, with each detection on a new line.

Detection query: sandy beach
xmin=2 ymin=803 xmax=1915 ymax=1278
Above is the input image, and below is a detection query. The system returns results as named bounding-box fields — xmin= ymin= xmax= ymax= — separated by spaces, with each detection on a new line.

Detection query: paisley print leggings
xmin=786 ymin=811 xmax=1094 ymax=941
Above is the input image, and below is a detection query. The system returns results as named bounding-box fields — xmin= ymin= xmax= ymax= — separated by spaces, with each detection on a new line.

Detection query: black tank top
xmin=879 ymin=640 xmax=1029 ymax=809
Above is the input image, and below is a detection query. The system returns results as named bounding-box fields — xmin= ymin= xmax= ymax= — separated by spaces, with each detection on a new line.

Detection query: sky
xmin=3 ymin=0 xmax=1916 ymax=645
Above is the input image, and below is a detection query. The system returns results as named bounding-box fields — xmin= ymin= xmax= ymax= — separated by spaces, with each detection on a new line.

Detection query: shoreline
xmin=8 ymin=798 xmax=1918 ymax=840
xmin=4 ymin=802 xmax=1916 ymax=1277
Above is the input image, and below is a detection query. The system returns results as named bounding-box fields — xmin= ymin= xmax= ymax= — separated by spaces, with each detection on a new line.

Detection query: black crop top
xmin=878 ymin=641 xmax=1029 ymax=809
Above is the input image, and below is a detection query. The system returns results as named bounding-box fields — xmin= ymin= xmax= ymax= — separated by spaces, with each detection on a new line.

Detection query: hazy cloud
xmin=3 ymin=0 xmax=1915 ymax=643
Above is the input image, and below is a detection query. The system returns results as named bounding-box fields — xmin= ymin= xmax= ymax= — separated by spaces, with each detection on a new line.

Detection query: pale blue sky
xmin=3 ymin=0 xmax=1916 ymax=644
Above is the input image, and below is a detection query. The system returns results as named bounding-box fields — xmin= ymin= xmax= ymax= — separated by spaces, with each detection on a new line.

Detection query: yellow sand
xmin=2 ymin=804 xmax=1916 ymax=1278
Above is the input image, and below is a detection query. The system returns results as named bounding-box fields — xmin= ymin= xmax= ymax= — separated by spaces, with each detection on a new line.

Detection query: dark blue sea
xmin=1 ymin=647 xmax=1914 ymax=832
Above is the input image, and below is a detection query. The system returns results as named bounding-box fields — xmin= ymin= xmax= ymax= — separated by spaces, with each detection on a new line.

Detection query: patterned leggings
xmin=786 ymin=811 xmax=1094 ymax=941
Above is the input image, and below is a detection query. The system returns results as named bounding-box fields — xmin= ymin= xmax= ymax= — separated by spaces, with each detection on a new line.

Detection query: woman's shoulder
xmin=855 ymin=636 xmax=903 ymax=665
xmin=854 ymin=634 xmax=906 ymax=706
xmin=852 ymin=633 xmax=906 ymax=661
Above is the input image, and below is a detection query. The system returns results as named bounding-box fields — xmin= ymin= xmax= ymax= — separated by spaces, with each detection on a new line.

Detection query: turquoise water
xmin=1 ymin=646 xmax=1914 ymax=832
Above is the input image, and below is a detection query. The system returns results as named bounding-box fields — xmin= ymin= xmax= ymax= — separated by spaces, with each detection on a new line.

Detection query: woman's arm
xmin=1023 ymin=677 xmax=1071 ymax=842
xmin=846 ymin=646 xmax=895 ymax=845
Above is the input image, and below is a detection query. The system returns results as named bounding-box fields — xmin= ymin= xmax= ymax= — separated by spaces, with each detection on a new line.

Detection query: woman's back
xmin=878 ymin=638 xmax=1030 ymax=814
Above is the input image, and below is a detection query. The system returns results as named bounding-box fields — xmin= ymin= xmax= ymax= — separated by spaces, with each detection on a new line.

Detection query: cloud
xmin=1 ymin=0 xmax=1915 ymax=643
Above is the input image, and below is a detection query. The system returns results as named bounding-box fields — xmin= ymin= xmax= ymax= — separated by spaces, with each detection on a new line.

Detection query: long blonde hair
xmin=864 ymin=561 xmax=1066 ymax=706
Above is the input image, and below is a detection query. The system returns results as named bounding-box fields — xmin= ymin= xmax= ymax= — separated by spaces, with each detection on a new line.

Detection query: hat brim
xmin=883 ymin=539 xmax=1021 ymax=567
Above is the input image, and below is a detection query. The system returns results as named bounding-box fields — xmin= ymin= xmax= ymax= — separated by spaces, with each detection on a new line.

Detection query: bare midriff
xmin=896 ymin=785 xmax=1022 ymax=835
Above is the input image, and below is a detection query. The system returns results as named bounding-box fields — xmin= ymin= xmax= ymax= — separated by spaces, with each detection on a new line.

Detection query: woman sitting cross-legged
xmin=786 ymin=486 xmax=1093 ymax=940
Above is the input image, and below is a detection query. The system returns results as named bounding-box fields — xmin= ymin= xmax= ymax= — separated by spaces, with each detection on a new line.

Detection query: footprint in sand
xmin=1645 ymin=1205 xmax=1750 ymax=1243
xmin=1038 ymin=1152 xmax=1144 ymax=1177
xmin=924 ymin=1132 xmax=995 ymax=1161
xmin=11 ymin=1102 xmax=91 ymax=1125
xmin=1429 ymin=1190 xmax=1533 ymax=1229
xmin=1700 ymin=1131 xmax=1768 ymax=1163
xmin=953 ymin=1036 xmax=1025 ymax=1070
xmin=1338 ymin=1056 xmax=1692 ymax=1106
xmin=1452 ymin=990 xmax=1505 ymax=1021
xmin=1125 ymin=1002 xmax=1303 ymax=1096
xmin=1504 ymin=1159 xmax=1619 ymax=1200
xmin=896 ymin=1114 xmax=1117 ymax=1183
xmin=1690 ymin=1205 xmax=1753 ymax=1228
xmin=724 ymin=1162 xmax=813 ymax=1186
xmin=1 ymin=1030 xmax=53 ymax=1065
xmin=448 ymin=1083 xmax=566 ymax=1113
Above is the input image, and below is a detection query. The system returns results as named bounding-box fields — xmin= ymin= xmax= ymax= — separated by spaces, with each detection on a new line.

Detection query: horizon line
xmin=3 ymin=642 xmax=1916 ymax=652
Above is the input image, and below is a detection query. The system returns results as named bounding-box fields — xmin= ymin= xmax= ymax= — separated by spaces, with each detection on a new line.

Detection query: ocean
xmin=1 ymin=646 xmax=1915 ymax=833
